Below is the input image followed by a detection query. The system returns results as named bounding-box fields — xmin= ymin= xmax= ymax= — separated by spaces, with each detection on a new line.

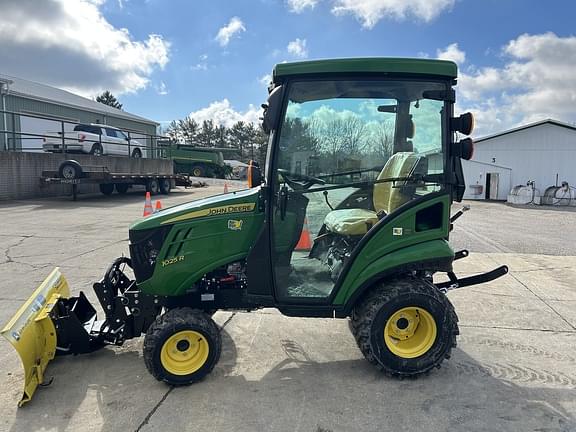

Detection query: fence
xmin=0 ymin=109 xmax=165 ymax=158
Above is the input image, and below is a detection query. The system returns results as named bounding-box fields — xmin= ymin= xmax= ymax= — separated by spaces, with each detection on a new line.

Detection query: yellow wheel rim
xmin=384 ymin=307 xmax=437 ymax=358
xmin=160 ymin=330 xmax=209 ymax=375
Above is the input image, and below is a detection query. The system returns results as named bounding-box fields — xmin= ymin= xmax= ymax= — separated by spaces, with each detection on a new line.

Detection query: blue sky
xmin=1 ymin=0 xmax=576 ymax=135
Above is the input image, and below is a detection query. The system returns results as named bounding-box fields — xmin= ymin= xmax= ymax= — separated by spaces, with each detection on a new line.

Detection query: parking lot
xmin=1 ymin=189 xmax=575 ymax=432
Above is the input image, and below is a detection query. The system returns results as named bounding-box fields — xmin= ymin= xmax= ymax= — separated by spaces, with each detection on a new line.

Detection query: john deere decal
xmin=162 ymin=203 xmax=256 ymax=224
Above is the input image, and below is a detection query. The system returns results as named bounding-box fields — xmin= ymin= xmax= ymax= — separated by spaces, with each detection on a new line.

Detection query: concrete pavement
xmin=0 ymin=190 xmax=575 ymax=432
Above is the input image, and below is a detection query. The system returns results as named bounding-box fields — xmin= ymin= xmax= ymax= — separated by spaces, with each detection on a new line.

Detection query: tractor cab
xmin=254 ymin=58 xmax=475 ymax=307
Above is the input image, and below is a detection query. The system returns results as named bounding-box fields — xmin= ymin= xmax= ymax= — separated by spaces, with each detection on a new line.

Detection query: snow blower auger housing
xmin=3 ymin=57 xmax=508 ymax=406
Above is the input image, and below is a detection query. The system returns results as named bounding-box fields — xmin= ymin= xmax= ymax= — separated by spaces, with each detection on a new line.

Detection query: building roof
xmin=273 ymin=58 xmax=457 ymax=81
xmin=0 ymin=73 xmax=158 ymax=126
xmin=476 ymin=119 xmax=576 ymax=143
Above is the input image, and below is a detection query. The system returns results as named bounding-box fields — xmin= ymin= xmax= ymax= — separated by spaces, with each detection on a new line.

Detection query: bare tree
xmin=340 ymin=116 xmax=367 ymax=155
xmin=309 ymin=115 xmax=367 ymax=169
xmin=374 ymin=120 xmax=394 ymax=162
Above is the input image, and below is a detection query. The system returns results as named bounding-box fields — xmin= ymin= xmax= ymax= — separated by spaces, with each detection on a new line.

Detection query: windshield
xmin=276 ymin=79 xmax=447 ymax=188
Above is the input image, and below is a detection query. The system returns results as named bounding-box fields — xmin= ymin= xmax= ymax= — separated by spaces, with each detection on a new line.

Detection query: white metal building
xmin=462 ymin=119 xmax=576 ymax=200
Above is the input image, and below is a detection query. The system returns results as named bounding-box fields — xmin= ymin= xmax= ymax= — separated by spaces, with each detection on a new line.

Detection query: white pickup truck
xmin=43 ymin=124 xmax=146 ymax=157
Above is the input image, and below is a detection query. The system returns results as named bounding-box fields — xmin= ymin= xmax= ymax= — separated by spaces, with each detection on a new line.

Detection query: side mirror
xmin=450 ymin=112 xmax=474 ymax=135
xmin=453 ymin=137 xmax=474 ymax=160
xmin=261 ymin=85 xmax=283 ymax=134
xmin=247 ymin=160 xmax=262 ymax=188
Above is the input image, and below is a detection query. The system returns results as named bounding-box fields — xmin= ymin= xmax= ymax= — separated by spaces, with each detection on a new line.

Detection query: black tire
xmin=143 ymin=308 xmax=221 ymax=385
xmin=131 ymin=148 xmax=142 ymax=158
xmin=159 ymin=178 xmax=171 ymax=194
xmin=147 ymin=179 xmax=159 ymax=195
xmin=90 ymin=143 xmax=103 ymax=156
xmin=99 ymin=183 xmax=114 ymax=196
xmin=351 ymin=277 xmax=458 ymax=378
xmin=191 ymin=165 xmax=205 ymax=177
xmin=58 ymin=160 xmax=83 ymax=179
xmin=115 ymin=183 xmax=129 ymax=194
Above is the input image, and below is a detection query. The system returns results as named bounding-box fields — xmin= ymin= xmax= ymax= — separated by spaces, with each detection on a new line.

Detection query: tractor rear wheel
xmin=143 ymin=308 xmax=221 ymax=385
xmin=351 ymin=277 xmax=458 ymax=377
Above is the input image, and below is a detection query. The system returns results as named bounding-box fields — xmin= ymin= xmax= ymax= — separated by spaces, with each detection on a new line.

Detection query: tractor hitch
xmin=436 ymin=265 xmax=509 ymax=292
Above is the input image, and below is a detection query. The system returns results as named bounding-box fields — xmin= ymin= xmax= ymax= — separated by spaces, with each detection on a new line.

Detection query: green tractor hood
xmin=129 ymin=187 xmax=264 ymax=296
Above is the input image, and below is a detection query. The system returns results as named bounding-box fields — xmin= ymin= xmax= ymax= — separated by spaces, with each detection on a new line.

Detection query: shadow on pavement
xmin=8 ymin=329 xmax=238 ymax=432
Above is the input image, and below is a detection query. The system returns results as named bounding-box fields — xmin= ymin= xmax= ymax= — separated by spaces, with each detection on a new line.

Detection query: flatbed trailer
xmin=40 ymin=160 xmax=194 ymax=200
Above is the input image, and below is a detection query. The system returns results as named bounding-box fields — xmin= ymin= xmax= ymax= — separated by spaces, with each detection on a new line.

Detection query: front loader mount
xmin=1 ymin=258 xmax=161 ymax=406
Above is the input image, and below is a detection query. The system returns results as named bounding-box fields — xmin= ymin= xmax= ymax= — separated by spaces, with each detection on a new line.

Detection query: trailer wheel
xmin=115 ymin=183 xmax=129 ymax=194
xmin=131 ymin=148 xmax=142 ymax=158
xmin=143 ymin=308 xmax=221 ymax=385
xmin=191 ymin=165 xmax=205 ymax=177
xmin=58 ymin=160 xmax=83 ymax=179
xmin=351 ymin=277 xmax=458 ymax=378
xmin=90 ymin=143 xmax=103 ymax=156
xmin=147 ymin=179 xmax=159 ymax=195
xmin=99 ymin=183 xmax=114 ymax=196
xmin=159 ymin=178 xmax=171 ymax=194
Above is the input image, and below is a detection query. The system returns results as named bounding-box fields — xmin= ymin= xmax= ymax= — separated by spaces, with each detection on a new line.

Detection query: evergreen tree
xmin=96 ymin=91 xmax=123 ymax=110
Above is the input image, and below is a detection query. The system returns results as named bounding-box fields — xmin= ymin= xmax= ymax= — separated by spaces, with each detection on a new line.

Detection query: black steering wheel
xmin=278 ymin=168 xmax=326 ymax=190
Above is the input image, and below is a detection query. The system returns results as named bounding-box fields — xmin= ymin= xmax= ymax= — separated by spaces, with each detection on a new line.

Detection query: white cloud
xmin=287 ymin=0 xmax=319 ymax=13
xmin=451 ymin=33 xmax=576 ymax=136
xmin=286 ymin=0 xmax=455 ymax=28
xmin=215 ymin=17 xmax=246 ymax=47
xmin=259 ymin=74 xmax=272 ymax=87
xmin=287 ymin=38 xmax=308 ymax=58
xmin=0 ymin=0 xmax=170 ymax=97
xmin=191 ymin=54 xmax=209 ymax=71
xmin=188 ymin=99 xmax=261 ymax=128
xmin=156 ymin=81 xmax=168 ymax=96
xmin=436 ymin=43 xmax=465 ymax=65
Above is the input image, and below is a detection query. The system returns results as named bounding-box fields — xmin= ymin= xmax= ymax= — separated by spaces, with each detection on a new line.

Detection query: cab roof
xmin=273 ymin=58 xmax=457 ymax=82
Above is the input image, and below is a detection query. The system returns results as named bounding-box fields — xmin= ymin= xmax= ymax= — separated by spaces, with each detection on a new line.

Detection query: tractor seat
xmin=324 ymin=152 xmax=424 ymax=236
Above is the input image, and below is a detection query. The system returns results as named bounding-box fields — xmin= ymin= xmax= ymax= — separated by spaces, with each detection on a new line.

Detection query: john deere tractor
xmin=2 ymin=58 xmax=507 ymax=406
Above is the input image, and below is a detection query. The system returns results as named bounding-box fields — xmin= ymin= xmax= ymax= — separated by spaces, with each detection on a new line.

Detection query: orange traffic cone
xmin=154 ymin=200 xmax=162 ymax=213
xmin=295 ymin=217 xmax=312 ymax=251
xmin=143 ymin=191 xmax=153 ymax=217
xmin=223 ymin=182 xmax=229 ymax=193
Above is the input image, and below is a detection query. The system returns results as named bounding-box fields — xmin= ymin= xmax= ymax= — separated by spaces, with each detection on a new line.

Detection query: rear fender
xmin=1 ymin=268 xmax=70 ymax=406
xmin=336 ymin=240 xmax=455 ymax=312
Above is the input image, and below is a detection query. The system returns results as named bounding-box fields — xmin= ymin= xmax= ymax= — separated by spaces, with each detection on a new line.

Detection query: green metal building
xmin=0 ymin=74 xmax=158 ymax=152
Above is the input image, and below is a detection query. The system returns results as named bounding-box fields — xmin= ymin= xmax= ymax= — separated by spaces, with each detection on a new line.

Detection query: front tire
xmin=143 ymin=308 xmax=221 ymax=385
xmin=351 ymin=277 xmax=458 ymax=377
xmin=191 ymin=165 xmax=205 ymax=177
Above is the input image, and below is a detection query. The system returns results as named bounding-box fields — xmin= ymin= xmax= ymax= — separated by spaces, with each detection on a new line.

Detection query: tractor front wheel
xmin=143 ymin=308 xmax=221 ymax=385
xmin=351 ymin=277 xmax=458 ymax=377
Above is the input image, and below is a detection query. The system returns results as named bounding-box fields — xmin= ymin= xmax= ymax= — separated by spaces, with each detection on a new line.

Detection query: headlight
xmin=129 ymin=226 xmax=171 ymax=282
